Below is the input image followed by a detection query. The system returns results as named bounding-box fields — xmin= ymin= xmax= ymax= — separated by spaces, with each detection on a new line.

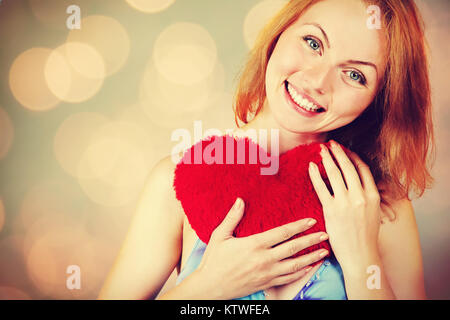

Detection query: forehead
xmin=288 ymin=0 xmax=387 ymax=72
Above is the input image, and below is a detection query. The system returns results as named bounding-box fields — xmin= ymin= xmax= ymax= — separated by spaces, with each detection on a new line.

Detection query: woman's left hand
xmin=308 ymin=140 xmax=382 ymax=273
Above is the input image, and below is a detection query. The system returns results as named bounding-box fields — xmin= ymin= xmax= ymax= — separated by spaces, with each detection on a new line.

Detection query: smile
xmin=284 ymin=81 xmax=325 ymax=115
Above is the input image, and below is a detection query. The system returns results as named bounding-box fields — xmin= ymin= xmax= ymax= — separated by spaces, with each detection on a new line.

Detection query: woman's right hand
xmin=192 ymin=197 xmax=329 ymax=300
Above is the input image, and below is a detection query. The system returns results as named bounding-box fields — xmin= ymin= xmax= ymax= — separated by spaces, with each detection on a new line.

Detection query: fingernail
xmin=319 ymin=250 xmax=328 ymax=258
xmin=305 ymin=266 xmax=313 ymax=273
xmin=309 ymin=162 xmax=317 ymax=171
xmin=234 ymin=197 xmax=243 ymax=209
xmin=307 ymin=219 xmax=317 ymax=226
xmin=319 ymin=233 xmax=329 ymax=241
xmin=320 ymin=144 xmax=327 ymax=155
xmin=331 ymin=140 xmax=340 ymax=149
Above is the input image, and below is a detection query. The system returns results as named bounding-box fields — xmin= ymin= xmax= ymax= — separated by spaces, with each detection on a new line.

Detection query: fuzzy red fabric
xmin=173 ymin=134 xmax=352 ymax=258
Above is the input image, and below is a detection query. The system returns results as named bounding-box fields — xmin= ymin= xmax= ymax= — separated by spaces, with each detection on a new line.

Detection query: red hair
xmin=232 ymin=0 xmax=435 ymax=215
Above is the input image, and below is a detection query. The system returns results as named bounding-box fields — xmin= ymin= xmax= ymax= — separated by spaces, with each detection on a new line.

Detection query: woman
xmin=98 ymin=0 xmax=434 ymax=300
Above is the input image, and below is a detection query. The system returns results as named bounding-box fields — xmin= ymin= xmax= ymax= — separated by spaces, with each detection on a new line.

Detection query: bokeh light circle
xmin=139 ymin=59 xmax=225 ymax=129
xmin=9 ymin=48 xmax=61 ymax=111
xmin=54 ymin=112 xmax=109 ymax=178
xmin=25 ymin=224 xmax=100 ymax=298
xmin=15 ymin=179 xmax=110 ymax=298
xmin=45 ymin=42 xmax=105 ymax=103
xmin=77 ymin=121 xmax=154 ymax=207
xmin=67 ymin=15 xmax=130 ymax=76
xmin=125 ymin=0 xmax=176 ymax=13
xmin=65 ymin=43 xmax=105 ymax=79
xmin=153 ymin=22 xmax=217 ymax=85
xmin=243 ymin=0 xmax=288 ymax=49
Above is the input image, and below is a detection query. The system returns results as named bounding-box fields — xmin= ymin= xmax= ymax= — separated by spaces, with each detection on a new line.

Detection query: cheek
xmin=268 ymin=42 xmax=306 ymax=81
xmin=333 ymin=89 xmax=373 ymax=118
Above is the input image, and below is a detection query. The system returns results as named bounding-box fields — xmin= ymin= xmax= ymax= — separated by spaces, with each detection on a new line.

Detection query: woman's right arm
xmin=98 ymin=155 xmax=184 ymax=300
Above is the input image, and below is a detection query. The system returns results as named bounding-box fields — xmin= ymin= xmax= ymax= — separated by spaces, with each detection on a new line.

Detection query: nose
xmin=302 ymin=61 xmax=330 ymax=95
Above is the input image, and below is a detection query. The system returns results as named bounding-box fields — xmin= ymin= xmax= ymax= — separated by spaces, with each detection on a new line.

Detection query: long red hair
xmin=233 ymin=0 xmax=435 ymax=214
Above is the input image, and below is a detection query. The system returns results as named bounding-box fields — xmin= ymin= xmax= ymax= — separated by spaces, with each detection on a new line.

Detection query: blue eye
xmin=347 ymin=70 xmax=366 ymax=85
xmin=303 ymin=36 xmax=321 ymax=52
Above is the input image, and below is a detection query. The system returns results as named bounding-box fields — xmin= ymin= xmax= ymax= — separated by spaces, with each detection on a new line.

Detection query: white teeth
xmin=286 ymin=83 xmax=321 ymax=112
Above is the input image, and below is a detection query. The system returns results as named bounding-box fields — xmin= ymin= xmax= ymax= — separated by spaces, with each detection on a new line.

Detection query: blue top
xmin=176 ymin=237 xmax=347 ymax=300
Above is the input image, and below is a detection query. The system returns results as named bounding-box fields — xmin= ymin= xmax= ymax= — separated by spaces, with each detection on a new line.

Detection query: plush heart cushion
xmin=173 ymin=134 xmax=351 ymax=258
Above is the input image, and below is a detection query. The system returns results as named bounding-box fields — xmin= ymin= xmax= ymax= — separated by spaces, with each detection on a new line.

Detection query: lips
xmin=284 ymin=80 xmax=326 ymax=113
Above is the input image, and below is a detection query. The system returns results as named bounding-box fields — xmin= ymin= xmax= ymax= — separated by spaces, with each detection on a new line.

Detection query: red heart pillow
xmin=173 ymin=134 xmax=351 ymax=258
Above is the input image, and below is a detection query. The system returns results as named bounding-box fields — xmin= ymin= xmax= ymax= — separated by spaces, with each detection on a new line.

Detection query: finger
xmin=320 ymin=144 xmax=347 ymax=198
xmin=274 ymin=248 xmax=329 ymax=276
xmin=348 ymin=151 xmax=379 ymax=195
xmin=270 ymin=232 xmax=329 ymax=261
xmin=214 ymin=197 xmax=245 ymax=239
xmin=251 ymin=218 xmax=317 ymax=248
xmin=267 ymin=265 xmax=313 ymax=287
xmin=328 ymin=140 xmax=364 ymax=194
xmin=308 ymin=161 xmax=333 ymax=205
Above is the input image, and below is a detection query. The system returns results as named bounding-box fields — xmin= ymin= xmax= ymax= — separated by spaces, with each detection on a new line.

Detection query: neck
xmin=239 ymin=102 xmax=328 ymax=154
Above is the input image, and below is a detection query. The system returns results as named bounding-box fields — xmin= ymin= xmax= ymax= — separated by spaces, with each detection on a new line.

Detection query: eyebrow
xmin=302 ymin=22 xmax=378 ymax=76
xmin=303 ymin=22 xmax=330 ymax=48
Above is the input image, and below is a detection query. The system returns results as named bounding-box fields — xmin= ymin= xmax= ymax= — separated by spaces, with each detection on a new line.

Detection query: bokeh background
xmin=0 ymin=0 xmax=448 ymax=300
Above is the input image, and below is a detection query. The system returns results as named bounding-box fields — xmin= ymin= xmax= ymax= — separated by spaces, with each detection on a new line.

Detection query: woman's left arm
xmin=308 ymin=140 xmax=425 ymax=300
xmin=377 ymin=198 xmax=426 ymax=299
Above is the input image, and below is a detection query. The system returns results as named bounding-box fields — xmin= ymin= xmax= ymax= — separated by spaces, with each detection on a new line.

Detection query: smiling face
xmin=264 ymin=0 xmax=388 ymax=135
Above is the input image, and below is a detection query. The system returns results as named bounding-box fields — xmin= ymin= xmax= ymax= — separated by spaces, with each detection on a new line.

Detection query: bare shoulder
xmin=389 ymin=197 xmax=414 ymax=218
xmin=376 ymin=179 xmax=412 ymax=224
xmin=379 ymin=194 xmax=414 ymax=225
xmin=143 ymin=154 xmax=184 ymax=221
xmin=97 ymin=154 xmax=185 ymax=299
xmin=148 ymin=154 xmax=178 ymax=187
